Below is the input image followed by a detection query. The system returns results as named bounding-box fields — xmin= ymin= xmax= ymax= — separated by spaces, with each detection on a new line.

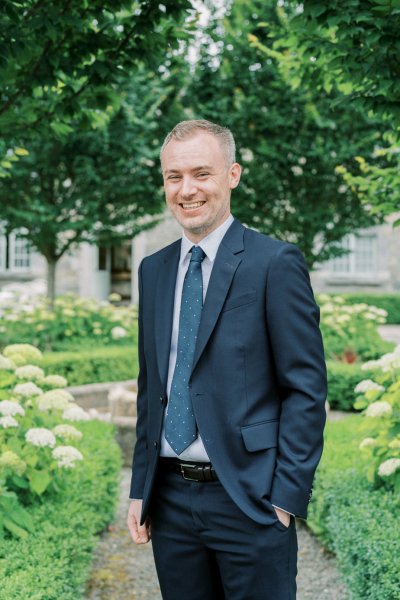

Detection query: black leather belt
xmin=159 ymin=458 xmax=218 ymax=482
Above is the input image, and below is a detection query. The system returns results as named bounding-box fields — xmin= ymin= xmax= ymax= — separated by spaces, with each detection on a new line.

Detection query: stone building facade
xmin=1 ymin=213 xmax=399 ymax=302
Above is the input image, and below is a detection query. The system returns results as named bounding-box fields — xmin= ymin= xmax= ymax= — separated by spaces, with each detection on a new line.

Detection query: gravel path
xmin=85 ymin=468 xmax=348 ymax=600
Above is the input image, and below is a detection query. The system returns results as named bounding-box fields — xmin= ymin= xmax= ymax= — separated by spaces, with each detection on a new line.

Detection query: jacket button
xmin=154 ymin=441 xmax=158 ymax=449
xmin=160 ymin=396 xmax=167 ymax=406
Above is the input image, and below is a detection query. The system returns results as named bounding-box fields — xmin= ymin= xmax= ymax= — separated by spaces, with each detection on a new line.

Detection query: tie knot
xmin=190 ymin=246 xmax=206 ymax=263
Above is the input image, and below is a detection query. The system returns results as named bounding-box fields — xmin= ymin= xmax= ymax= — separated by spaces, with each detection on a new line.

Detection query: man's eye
xmin=168 ymin=175 xmax=181 ymax=180
xmin=197 ymin=172 xmax=209 ymax=177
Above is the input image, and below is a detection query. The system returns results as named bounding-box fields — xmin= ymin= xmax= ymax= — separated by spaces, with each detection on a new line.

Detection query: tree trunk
xmin=46 ymin=258 xmax=57 ymax=310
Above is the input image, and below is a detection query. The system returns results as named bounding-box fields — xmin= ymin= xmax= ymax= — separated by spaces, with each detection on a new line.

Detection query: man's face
xmin=161 ymin=132 xmax=241 ymax=242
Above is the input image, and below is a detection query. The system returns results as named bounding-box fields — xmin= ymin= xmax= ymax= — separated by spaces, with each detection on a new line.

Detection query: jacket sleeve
xmin=129 ymin=260 xmax=148 ymax=499
xmin=266 ymin=244 xmax=327 ymax=518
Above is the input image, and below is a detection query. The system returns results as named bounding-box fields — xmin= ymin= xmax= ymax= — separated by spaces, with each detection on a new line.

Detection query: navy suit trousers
xmin=150 ymin=467 xmax=298 ymax=600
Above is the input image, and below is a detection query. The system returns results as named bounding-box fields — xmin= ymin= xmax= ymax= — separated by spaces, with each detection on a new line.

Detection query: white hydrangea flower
xmin=53 ymin=424 xmax=83 ymax=441
xmin=62 ymin=405 xmax=90 ymax=422
xmin=52 ymin=445 xmax=83 ymax=468
xmin=109 ymin=292 xmax=122 ymax=302
xmin=25 ymin=427 xmax=56 ymax=448
xmin=3 ymin=344 xmax=42 ymax=365
xmin=0 ymin=415 xmax=19 ymax=428
xmin=15 ymin=365 xmax=45 ymax=381
xmin=359 ymin=437 xmax=377 ymax=449
xmin=378 ymin=458 xmax=400 ymax=478
xmin=41 ymin=374 xmax=68 ymax=389
xmin=361 ymin=360 xmax=380 ymax=371
xmin=13 ymin=382 xmax=43 ymax=397
xmin=0 ymin=355 xmax=16 ymax=371
xmin=336 ymin=314 xmax=351 ymax=323
xmin=365 ymin=401 xmax=393 ymax=418
xmin=0 ymin=450 xmax=26 ymax=475
xmin=354 ymin=380 xmax=385 ymax=394
xmin=36 ymin=390 xmax=72 ymax=411
xmin=364 ymin=312 xmax=378 ymax=320
xmin=111 ymin=326 xmax=127 ymax=339
xmin=0 ymin=400 xmax=25 ymax=417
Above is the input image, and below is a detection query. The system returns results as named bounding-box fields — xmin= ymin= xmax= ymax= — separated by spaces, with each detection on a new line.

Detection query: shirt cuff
xmin=272 ymin=504 xmax=294 ymax=517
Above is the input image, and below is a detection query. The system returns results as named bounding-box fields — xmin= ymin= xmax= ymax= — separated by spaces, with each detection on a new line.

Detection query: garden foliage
xmin=309 ymin=415 xmax=400 ymax=600
xmin=338 ymin=293 xmax=400 ymax=325
xmin=41 ymin=345 xmax=137 ymax=387
xmin=0 ymin=292 xmax=136 ymax=352
xmin=318 ymin=294 xmax=392 ymax=362
xmin=0 ymin=343 xmax=115 ymax=539
xmin=355 ymin=346 xmax=400 ymax=491
xmin=0 ymin=418 xmax=121 ymax=600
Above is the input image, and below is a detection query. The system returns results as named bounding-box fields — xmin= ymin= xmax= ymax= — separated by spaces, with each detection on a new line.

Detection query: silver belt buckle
xmin=180 ymin=463 xmax=198 ymax=481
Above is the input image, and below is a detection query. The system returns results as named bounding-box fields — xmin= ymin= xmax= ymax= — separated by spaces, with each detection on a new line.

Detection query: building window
xmin=0 ymin=230 xmax=32 ymax=272
xmin=329 ymin=234 xmax=377 ymax=276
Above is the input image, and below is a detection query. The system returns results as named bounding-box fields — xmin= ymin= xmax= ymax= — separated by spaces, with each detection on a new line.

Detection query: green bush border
xmin=0 ymin=420 xmax=121 ymax=600
xmin=41 ymin=345 xmax=138 ymax=386
xmin=327 ymin=293 xmax=400 ymax=325
xmin=309 ymin=416 xmax=400 ymax=600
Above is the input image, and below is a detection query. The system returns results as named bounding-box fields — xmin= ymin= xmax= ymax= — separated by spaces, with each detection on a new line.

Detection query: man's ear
xmin=229 ymin=163 xmax=242 ymax=189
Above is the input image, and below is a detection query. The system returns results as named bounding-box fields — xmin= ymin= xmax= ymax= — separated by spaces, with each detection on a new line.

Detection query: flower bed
xmin=317 ymin=294 xmax=393 ymax=362
xmin=0 ymin=343 xmax=121 ymax=599
xmin=0 ymin=419 xmax=121 ymax=600
xmin=0 ymin=292 xmax=137 ymax=352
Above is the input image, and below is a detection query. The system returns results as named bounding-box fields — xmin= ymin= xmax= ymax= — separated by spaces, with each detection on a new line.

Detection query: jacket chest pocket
xmin=222 ymin=289 xmax=257 ymax=313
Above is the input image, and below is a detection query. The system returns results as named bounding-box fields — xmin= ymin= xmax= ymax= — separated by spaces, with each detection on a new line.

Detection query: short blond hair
xmin=160 ymin=119 xmax=236 ymax=165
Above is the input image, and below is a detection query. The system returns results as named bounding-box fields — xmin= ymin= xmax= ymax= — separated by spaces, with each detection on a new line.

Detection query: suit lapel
xmin=192 ymin=220 xmax=245 ymax=373
xmin=154 ymin=241 xmax=180 ymax=389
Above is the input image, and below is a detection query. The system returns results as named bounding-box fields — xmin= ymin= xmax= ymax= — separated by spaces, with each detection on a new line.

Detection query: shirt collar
xmin=180 ymin=214 xmax=234 ymax=264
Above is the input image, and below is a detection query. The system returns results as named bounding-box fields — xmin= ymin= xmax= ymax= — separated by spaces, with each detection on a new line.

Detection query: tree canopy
xmin=0 ymin=0 xmax=192 ymax=135
xmin=252 ymin=0 xmax=400 ymax=224
xmin=0 ymin=66 xmax=181 ymax=301
xmin=182 ymin=0 xmax=381 ymax=267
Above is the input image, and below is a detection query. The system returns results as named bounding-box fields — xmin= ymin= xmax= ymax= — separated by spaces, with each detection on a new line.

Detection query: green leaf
xmin=3 ymin=517 xmax=29 ymax=538
xmin=28 ymin=470 xmax=52 ymax=495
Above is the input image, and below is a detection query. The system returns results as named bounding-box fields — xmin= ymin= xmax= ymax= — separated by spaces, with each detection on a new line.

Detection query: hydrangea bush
xmin=0 ymin=292 xmax=137 ymax=352
xmin=318 ymin=294 xmax=391 ymax=362
xmin=0 ymin=344 xmax=93 ymax=538
xmin=354 ymin=345 xmax=400 ymax=492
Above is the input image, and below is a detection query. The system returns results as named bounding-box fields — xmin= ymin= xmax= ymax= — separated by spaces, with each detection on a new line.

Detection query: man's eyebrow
xmin=164 ymin=166 xmax=214 ymax=175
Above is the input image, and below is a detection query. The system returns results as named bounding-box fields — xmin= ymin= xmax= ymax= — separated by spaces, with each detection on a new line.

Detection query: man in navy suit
xmin=127 ymin=119 xmax=327 ymax=599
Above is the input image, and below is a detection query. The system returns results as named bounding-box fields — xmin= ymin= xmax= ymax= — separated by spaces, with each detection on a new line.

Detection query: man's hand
xmin=273 ymin=505 xmax=291 ymax=528
xmin=127 ymin=499 xmax=151 ymax=544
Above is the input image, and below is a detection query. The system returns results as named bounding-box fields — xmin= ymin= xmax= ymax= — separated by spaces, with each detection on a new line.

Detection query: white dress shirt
xmin=160 ymin=214 xmax=235 ymax=460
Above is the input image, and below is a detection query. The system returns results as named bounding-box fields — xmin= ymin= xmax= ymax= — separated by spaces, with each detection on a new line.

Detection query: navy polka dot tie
xmin=165 ymin=245 xmax=206 ymax=454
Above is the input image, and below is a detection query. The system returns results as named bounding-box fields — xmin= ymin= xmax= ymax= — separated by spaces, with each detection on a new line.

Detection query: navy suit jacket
xmin=130 ymin=219 xmax=327 ymax=524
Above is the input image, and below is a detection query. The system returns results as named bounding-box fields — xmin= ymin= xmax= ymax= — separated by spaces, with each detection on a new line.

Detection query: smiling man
xmin=127 ymin=120 xmax=327 ymax=600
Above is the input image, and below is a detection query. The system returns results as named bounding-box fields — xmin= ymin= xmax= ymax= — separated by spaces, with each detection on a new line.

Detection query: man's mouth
xmin=179 ymin=201 xmax=206 ymax=210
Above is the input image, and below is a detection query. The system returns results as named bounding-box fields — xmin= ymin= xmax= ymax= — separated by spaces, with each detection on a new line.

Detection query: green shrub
xmin=0 ymin=293 xmax=137 ymax=352
xmin=41 ymin=345 xmax=138 ymax=386
xmin=326 ymin=360 xmax=374 ymax=411
xmin=1 ymin=344 xmax=105 ymax=538
xmin=309 ymin=416 xmax=400 ymax=600
xmin=317 ymin=294 xmax=393 ymax=362
xmin=340 ymin=293 xmax=400 ymax=325
xmin=0 ymin=419 xmax=121 ymax=600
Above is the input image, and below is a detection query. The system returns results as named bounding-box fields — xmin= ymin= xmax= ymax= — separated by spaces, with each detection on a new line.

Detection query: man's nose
xmin=180 ymin=176 xmax=197 ymax=198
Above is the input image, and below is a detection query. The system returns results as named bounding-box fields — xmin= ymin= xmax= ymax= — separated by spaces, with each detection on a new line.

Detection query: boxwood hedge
xmin=309 ymin=415 xmax=400 ymax=600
